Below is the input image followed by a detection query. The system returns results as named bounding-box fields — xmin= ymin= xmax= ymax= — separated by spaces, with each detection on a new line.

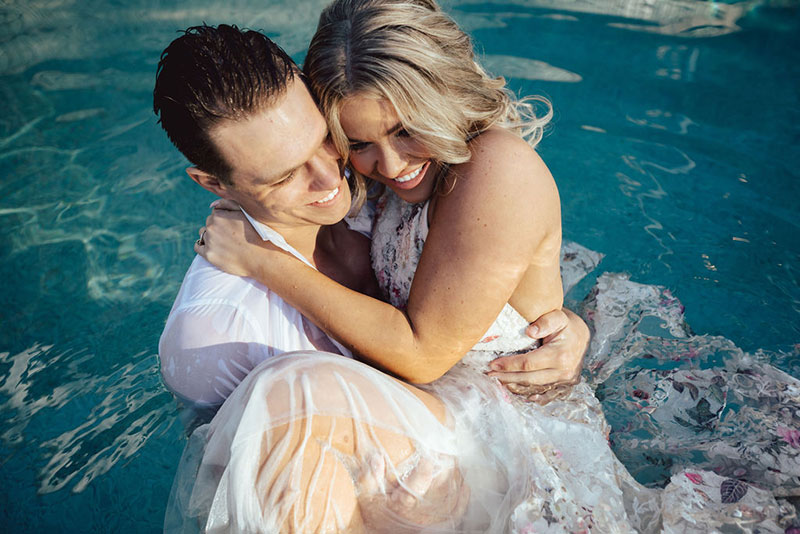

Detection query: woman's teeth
xmin=314 ymin=187 xmax=339 ymax=204
xmin=394 ymin=166 xmax=423 ymax=183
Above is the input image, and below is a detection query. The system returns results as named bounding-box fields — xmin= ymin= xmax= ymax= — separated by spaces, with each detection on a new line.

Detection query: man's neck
xmin=275 ymin=223 xmax=325 ymax=266
xmin=263 ymin=221 xmax=345 ymax=281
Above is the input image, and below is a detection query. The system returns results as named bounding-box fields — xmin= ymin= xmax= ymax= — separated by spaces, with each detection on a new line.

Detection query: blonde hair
xmin=304 ymin=0 xmax=552 ymax=209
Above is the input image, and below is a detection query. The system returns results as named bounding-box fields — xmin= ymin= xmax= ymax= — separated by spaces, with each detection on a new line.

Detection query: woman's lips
xmin=389 ymin=160 xmax=430 ymax=190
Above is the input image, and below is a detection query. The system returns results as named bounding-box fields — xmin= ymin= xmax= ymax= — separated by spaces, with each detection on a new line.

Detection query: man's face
xmin=209 ymin=78 xmax=350 ymax=235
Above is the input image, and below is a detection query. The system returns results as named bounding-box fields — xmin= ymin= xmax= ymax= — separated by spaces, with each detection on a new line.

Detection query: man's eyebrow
xmin=348 ymin=122 xmax=403 ymax=144
xmin=258 ymin=164 xmax=299 ymax=185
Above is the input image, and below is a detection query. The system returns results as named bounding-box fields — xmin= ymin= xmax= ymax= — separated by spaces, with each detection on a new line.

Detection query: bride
xmin=176 ymin=1 xmax=797 ymax=532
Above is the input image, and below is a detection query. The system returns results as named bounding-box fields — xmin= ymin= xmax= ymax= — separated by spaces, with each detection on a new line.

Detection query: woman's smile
xmin=386 ymin=160 xmax=430 ymax=189
xmin=340 ymin=94 xmax=439 ymax=204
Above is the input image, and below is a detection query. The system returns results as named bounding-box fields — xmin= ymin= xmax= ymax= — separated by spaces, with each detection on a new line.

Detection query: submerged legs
xmin=194 ymin=352 xmax=466 ymax=533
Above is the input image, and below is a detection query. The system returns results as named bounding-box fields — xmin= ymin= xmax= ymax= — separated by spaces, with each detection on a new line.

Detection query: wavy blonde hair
xmin=304 ymin=0 xmax=552 ymax=209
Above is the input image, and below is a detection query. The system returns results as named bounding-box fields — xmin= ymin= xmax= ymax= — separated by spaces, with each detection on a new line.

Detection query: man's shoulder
xmin=164 ymin=256 xmax=271 ymax=321
xmin=160 ymin=255 xmax=273 ymax=347
xmin=180 ymin=255 xmax=266 ymax=299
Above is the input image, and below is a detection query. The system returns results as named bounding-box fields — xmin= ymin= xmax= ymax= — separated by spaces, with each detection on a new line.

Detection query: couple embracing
xmin=155 ymin=1 xmax=783 ymax=533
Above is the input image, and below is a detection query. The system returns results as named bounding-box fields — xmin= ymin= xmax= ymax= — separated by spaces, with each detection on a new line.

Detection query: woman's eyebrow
xmin=348 ymin=122 xmax=403 ymax=144
xmin=386 ymin=122 xmax=403 ymax=135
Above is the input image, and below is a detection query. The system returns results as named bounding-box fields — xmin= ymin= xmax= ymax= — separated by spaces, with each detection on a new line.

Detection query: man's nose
xmin=376 ymin=145 xmax=407 ymax=179
xmin=308 ymin=146 xmax=342 ymax=189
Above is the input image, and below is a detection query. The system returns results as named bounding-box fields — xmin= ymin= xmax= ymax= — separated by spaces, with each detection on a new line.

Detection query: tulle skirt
xmin=164 ymin=350 xmax=662 ymax=533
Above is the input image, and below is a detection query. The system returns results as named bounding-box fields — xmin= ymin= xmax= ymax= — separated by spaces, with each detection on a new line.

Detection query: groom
xmin=153 ymin=24 xmax=587 ymax=411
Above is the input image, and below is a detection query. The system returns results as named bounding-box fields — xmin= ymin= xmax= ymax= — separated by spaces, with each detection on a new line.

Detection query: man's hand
xmin=486 ymin=308 xmax=589 ymax=404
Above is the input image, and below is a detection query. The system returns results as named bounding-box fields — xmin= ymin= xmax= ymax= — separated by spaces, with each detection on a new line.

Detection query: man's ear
xmin=186 ymin=167 xmax=232 ymax=198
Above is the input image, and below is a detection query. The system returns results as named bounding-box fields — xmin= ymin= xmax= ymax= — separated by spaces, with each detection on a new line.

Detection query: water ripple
xmin=482 ymin=54 xmax=582 ymax=82
xmin=456 ymin=0 xmax=755 ymax=37
xmin=0 ymin=344 xmax=177 ymax=494
xmin=616 ymin=141 xmax=698 ymax=269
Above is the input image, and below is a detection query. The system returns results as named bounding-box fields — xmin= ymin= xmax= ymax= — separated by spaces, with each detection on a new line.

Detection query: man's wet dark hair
xmin=153 ymin=24 xmax=296 ymax=184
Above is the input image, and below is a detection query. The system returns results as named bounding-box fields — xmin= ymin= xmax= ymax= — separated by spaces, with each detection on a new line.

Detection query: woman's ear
xmin=186 ymin=167 xmax=232 ymax=198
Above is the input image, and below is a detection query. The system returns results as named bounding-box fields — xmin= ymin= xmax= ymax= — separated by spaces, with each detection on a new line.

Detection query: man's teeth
xmin=314 ymin=187 xmax=339 ymax=204
xmin=394 ymin=166 xmax=423 ymax=183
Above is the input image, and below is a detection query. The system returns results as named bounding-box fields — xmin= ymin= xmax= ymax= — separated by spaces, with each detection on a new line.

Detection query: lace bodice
xmin=371 ymin=190 xmax=535 ymax=355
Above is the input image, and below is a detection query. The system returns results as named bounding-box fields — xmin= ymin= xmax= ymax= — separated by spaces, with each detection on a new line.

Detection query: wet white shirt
xmin=158 ymin=212 xmax=356 ymax=408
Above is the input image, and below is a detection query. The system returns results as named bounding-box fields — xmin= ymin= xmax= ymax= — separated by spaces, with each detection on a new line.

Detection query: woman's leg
xmin=195 ymin=352 xmax=466 ymax=533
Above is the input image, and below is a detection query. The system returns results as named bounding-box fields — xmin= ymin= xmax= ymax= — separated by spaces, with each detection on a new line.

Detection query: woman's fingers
xmin=525 ymin=308 xmax=569 ymax=339
xmin=210 ymin=198 xmax=241 ymax=211
xmin=194 ymin=226 xmax=207 ymax=255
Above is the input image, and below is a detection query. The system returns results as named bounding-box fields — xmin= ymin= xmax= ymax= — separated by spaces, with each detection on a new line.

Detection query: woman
xmin=183 ymin=1 xmax=792 ymax=532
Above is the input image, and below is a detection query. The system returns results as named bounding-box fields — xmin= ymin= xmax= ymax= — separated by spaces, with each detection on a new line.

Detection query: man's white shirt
xmin=159 ymin=256 xmax=346 ymax=407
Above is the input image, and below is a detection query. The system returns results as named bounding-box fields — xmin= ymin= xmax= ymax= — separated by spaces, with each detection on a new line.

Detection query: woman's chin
xmin=390 ymin=185 xmax=430 ymax=204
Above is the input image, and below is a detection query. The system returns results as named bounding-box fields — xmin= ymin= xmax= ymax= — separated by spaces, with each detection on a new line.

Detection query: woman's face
xmin=339 ymin=94 xmax=438 ymax=204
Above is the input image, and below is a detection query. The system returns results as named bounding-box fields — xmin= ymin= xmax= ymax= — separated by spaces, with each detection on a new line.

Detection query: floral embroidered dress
xmin=370 ymin=189 xmax=799 ymax=533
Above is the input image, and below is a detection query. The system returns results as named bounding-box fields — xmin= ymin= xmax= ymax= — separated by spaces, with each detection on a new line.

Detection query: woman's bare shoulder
xmin=450 ymin=128 xmax=555 ymax=200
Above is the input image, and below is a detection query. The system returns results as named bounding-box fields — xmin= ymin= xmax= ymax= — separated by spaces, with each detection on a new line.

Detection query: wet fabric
xmin=164 ymin=191 xmax=798 ymax=532
xmin=158 ymin=255 xmax=335 ymax=407
xmin=583 ymin=272 xmax=800 ymax=498
xmin=368 ymin=189 xmax=799 ymax=531
xmin=158 ymin=210 xmax=352 ymax=408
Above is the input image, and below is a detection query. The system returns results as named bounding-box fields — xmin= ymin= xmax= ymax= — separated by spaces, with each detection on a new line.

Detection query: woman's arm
xmin=199 ymin=131 xmax=563 ymax=383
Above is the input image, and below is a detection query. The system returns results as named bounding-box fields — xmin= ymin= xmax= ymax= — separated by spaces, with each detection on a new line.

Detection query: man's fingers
xmin=356 ymin=452 xmax=386 ymax=496
xmin=487 ymin=368 xmax=567 ymax=387
xmin=489 ymin=346 xmax=565 ymax=373
xmin=527 ymin=383 xmax=574 ymax=405
xmin=391 ymin=458 xmax=434 ymax=507
xmin=525 ymin=309 xmax=569 ymax=339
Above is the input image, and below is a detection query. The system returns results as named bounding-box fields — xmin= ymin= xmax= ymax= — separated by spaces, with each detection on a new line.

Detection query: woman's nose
xmin=376 ymin=145 xmax=407 ymax=179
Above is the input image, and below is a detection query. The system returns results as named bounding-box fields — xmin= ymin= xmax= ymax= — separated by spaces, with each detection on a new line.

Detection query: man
xmin=154 ymin=24 xmax=586 ymax=412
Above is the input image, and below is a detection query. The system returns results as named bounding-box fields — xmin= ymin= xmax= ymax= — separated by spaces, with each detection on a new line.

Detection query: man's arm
xmin=159 ymin=306 xmax=266 ymax=406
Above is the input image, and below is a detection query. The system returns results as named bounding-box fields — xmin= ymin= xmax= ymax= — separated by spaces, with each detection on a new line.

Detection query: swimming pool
xmin=1 ymin=0 xmax=798 ymax=531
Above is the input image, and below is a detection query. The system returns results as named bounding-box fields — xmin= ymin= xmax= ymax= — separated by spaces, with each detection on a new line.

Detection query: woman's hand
xmin=194 ymin=199 xmax=276 ymax=279
xmin=486 ymin=308 xmax=589 ymax=404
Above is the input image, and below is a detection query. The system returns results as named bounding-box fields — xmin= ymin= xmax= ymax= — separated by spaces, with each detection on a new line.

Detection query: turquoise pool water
xmin=1 ymin=0 xmax=798 ymax=532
